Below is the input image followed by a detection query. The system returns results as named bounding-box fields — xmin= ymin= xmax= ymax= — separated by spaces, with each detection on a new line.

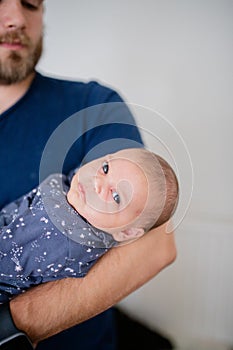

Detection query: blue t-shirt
xmin=0 ymin=72 xmax=143 ymax=349
xmin=0 ymin=72 xmax=143 ymax=209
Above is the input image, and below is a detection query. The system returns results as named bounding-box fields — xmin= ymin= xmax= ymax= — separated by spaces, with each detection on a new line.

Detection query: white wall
xmin=38 ymin=1 xmax=233 ymax=348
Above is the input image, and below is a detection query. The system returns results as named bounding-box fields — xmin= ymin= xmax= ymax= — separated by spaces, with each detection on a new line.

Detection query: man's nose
xmin=0 ymin=0 xmax=26 ymax=31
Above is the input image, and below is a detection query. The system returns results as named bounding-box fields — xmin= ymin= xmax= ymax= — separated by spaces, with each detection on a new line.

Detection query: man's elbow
xmin=167 ymin=243 xmax=177 ymax=265
xmin=154 ymin=229 xmax=177 ymax=273
xmin=162 ymin=238 xmax=177 ymax=268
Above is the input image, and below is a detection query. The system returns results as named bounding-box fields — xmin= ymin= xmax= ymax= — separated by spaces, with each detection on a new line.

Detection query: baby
xmin=0 ymin=148 xmax=178 ymax=302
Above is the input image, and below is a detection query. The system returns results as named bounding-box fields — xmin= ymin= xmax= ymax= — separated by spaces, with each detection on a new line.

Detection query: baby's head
xmin=67 ymin=148 xmax=179 ymax=243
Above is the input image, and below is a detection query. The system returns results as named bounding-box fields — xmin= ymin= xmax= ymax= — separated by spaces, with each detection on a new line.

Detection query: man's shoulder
xmin=35 ymin=72 xmax=123 ymax=105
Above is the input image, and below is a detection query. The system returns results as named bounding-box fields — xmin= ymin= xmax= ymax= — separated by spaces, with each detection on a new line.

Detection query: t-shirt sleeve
xmin=80 ymin=81 xmax=144 ymax=163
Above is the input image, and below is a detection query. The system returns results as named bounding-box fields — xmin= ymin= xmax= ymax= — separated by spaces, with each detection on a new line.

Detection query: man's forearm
xmin=10 ymin=222 xmax=176 ymax=344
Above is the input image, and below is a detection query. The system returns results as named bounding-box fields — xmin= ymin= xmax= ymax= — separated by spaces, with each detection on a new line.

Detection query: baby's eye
xmin=102 ymin=161 xmax=109 ymax=174
xmin=112 ymin=191 xmax=120 ymax=204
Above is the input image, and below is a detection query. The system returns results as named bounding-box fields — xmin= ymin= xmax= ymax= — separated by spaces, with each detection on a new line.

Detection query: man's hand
xmin=10 ymin=222 xmax=176 ymax=344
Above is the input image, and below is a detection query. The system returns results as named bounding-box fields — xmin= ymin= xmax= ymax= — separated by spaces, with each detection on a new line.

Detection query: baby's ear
xmin=113 ymin=227 xmax=145 ymax=242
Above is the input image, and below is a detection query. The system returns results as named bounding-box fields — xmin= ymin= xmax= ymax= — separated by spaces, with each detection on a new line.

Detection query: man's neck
xmin=0 ymin=72 xmax=35 ymax=114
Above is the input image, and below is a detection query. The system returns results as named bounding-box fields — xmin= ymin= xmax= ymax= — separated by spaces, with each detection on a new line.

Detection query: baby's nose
xmin=94 ymin=175 xmax=104 ymax=194
xmin=94 ymin=176 xmax=109 ymax=197
xmin=95 ymin=176 xmax=101 ymax=194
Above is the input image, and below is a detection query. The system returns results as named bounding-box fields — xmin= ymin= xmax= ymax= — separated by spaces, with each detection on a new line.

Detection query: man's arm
xmin=10 ymin=222 xmax=176 ymax=344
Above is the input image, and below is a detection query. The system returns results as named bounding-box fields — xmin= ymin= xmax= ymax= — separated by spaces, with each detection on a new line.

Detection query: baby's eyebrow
xmin=106 ymin=154 xmax=112 ymax=161
xmin=104 ymin=155 xmax=112 ymax=166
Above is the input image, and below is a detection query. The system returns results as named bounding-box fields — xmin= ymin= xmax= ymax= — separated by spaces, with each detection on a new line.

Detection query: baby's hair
xmin=149 ymin=154 xmax=179 ymax=229
xmin=125 ymin=148 xmax=179 ymax=232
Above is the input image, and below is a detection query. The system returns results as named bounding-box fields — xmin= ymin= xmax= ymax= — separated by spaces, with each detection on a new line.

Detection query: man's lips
xmin=0 ymin=41 xmax=26 ymax=50
xmin=0 ymin=32 xmax=30 ymax=50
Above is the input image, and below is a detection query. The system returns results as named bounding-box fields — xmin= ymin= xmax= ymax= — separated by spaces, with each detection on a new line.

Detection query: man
xmin=0 ymin=0 xmax=176 ymax=349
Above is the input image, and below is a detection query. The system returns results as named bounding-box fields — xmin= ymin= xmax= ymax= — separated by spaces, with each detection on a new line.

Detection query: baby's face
xmin=67 ymin=150 xmax=148 ymax=234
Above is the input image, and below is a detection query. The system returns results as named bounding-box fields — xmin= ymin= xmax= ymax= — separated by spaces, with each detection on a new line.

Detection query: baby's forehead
xmin=111 ymin=149 xmax=140 ymax=160
xmin=109 ymin=151 xmax=146 ymax=180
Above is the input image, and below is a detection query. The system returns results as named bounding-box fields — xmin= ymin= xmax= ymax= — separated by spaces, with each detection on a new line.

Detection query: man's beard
xmin=0 ymin=31 xmax=43 ymax=85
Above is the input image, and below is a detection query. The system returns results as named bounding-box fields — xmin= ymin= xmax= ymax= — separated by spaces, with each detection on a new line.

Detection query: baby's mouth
xmin=78 ymin=182 xmax=86 ymax=202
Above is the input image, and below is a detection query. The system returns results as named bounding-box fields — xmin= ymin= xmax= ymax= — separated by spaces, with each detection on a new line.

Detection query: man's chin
xmin=0 ymin=39 xmax=42 ymax=84
xmin=0 ymin=59 xmax=34 ymax=84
